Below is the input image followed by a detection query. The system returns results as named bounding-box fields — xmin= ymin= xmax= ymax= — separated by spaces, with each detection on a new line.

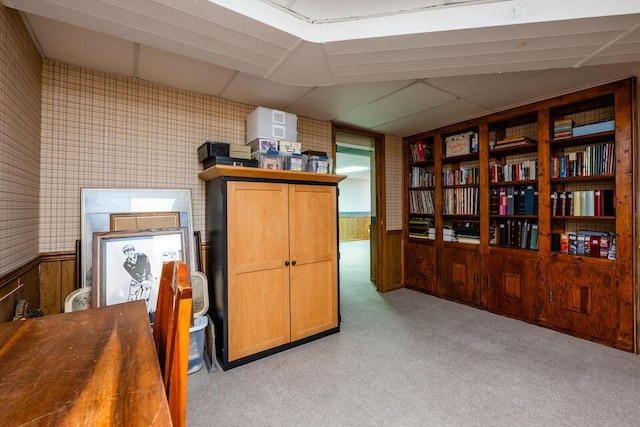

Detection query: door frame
xmin=332 ymin=124 xmax=388 ymax=292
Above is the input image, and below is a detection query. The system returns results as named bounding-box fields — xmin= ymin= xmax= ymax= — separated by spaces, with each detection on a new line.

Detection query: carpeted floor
xmin=187 ymin=240 xmax=640 ymax=426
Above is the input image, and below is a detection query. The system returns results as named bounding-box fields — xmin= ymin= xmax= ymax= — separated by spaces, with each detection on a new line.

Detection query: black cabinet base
xmin=217 ymin=326 xmax=340 ymax=370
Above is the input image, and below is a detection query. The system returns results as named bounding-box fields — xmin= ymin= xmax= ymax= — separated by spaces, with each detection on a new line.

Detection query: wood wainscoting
xmin=339 ymin=215 xmax=371 ymax=242
xmin=0 ymin=258 xmax=40 ymax=322
xmin=0 ymin=243 xmax=209 ymax=321
xmin=383 ymin=230 xmax=403 ymax=291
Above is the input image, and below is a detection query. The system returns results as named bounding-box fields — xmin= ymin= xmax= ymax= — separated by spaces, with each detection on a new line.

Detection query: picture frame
xmin=91 ymin=227 xmax=190 ymax=321
xmin=81 ymin=188 xmax=196 ymax=288
xmin=110 ymin=211 xmax=180 ymax=232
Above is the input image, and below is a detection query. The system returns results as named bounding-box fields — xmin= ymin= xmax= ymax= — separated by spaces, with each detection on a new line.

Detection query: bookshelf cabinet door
xmin=544 ymin=260 xmax=617 ymax=344
xmin=486 ymin=253 xmax=540 ymax=321
xmin=440 ymin=246 xmax=480 ymax=305
xmin=404 ymin=242 xmax=436 ymax=293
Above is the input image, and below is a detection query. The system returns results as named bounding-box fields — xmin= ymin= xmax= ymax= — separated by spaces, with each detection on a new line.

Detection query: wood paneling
xmin=339 ymin=216 xmax=371 ymax=241
xmin=384 ymin=231 xmax=403 ymax=291
xmin=404 ymin=241 xmax=436 ymax=293
xmin=440 ymin=245 xmax=480 ymax=305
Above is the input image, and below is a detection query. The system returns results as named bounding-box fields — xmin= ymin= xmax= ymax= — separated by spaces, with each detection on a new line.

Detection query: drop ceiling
xmin=4 ymin=0 xmax=640 ymax=137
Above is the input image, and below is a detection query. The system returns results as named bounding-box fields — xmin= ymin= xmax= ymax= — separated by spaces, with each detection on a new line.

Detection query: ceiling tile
xmin=27 ymin=14 xmax=135 ymax=76
xmin=427 ymin=71 xmax=542 ymax=98
xmin=286 ymin=80 xmax=413 ymax=121
xmin=221 ymin=73 xmax=311 ymax=110
xmin=371 ymin=99 xmax=489 ymax=136
xmin=137 ymin=46 xmax=236 ymax=97
xmin=337 ymin=82 xmax=457 ymax=128
xmin=268 ymin=41 xmax=334 ymax=86
xmin=466 ymin=62 xmax=640 ymax=110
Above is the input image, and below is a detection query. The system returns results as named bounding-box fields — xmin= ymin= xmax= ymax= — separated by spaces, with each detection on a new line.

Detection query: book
xmin=589 ymin=235 xmax=601 ymax=257
xmin=551 ymin=191 xmax=558 ymax=216
xmin=568 ymin=233 xmax=577 ymax=255
xmin=560 ymin=233 xmax=569 ymax=254
xmin=599 ymin=235 xmax=609 ymax=258
xmin=529 ymin=224 xmax=539 ymax=250
xmin=525 ymin=185 xmax=535 ymax=215
xmin=576 ymin=234 xmax=586 ymax=255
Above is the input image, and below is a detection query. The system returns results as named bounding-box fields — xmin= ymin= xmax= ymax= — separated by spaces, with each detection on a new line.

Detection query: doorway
xmin=333 ymin=125 xmax=386 ymax=292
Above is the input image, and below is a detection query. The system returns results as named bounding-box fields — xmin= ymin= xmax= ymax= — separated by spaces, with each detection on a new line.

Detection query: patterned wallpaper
xmin=39 ymin=60 xmax=339 ymax=252
xmin=385 ymin=135 xmax=403 ymax=230
xmin=0 ymin=6 xmax=42 ymax=276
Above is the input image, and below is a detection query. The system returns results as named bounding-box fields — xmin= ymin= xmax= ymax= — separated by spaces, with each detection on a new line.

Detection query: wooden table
xmin=0 ymin=300 xmax=172 ymax=426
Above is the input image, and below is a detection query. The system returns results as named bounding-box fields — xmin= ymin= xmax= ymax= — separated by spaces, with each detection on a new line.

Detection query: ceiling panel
xmin=327 ymin=31 xmax=625 ymax=67
xmin=324 ymin=15 xmax=640 ymax=55
xmin=371 ymin=99 xmax=490 ymax=136
xmin=336 ymin=82 xmax=456 ymax=128
xmin=466 ymin=62 xmax=640 ymax=110
xmin=137 ymin=46 xmax=236 ymax=97
xmin=221 ymin=73 xmax=312 ymax=110
xmin=268 ymin=41 xmax=334 ymax=86
xmin=285 ymin=80 xmax=413 ymax=121
xmin=426 ymin=71 xmax=541 ymax=98
xmin=27 ymin=14 xmax=135 ymax=76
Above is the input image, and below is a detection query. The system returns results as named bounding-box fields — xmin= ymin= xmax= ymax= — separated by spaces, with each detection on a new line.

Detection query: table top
xmin=0 ymin=300 xmax=172 ymax=426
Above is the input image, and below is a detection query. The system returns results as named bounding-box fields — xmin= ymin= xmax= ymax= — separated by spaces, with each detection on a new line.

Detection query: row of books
xmin=408 ymin=218 xmax=433 ymax=239
xmin=410 ymin=167 xmax=435 ymax=187
xmin=553 ymin=118 xmax=573 ymax=140
xmin=550 ymin=142 xmax=615 ymax=178
xmin=442 ymin=167 xmax=480 ymax=186
xmin=552 ymin=231 xmax=616 ymax=259
xmin=409 ymin=140 xmax=434 ymax=163
xmin=489 ymin=159 xmax=538 ymax=183
xmin=493 ymin=219 xmax=539 ymax=250
xmin=409 ymin=190 xmax=435 ymax=215
xmin=443 ymin=187 xmax=479 ymax=215
xmin=490 ymin=185 xmax=538 ymax=216
xmin=550 ymin=190 xmax=615 ymax=217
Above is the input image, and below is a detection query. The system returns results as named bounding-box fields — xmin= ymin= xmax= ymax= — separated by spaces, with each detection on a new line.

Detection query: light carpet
xmin=187 ymin=240 xmax=640 ymax=426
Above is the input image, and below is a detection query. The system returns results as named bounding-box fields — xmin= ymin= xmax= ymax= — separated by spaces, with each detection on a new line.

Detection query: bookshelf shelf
xmin=402 ymin=78 xmax=635 ymax=353
xmin=550 ymin=174 xmax=615 ymax=183
xmin=489 ymin=179 xmax=537 ymax=187
xmin=490 ymin=144 xmax=538 ymax=156
xmin=441 ymin=153 xmax=479 ymax=164
xmin=552 ymin=215 xmax=615 ymax=220
xmin=551 ymin=130 xmax=615 ymax=148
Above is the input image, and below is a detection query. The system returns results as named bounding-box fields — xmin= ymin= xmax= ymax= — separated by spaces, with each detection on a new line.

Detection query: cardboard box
xmin=229 ymin=144 xmax=251 ymax=159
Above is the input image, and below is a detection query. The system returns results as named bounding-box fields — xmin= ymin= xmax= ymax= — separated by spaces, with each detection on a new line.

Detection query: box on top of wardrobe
xmin=247 ymin=107 xmax=297 ymax=143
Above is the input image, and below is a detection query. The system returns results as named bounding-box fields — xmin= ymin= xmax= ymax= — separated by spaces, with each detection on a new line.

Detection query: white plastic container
xmin=247 ymin=107 xmax=297 ymax=143
xmin=188 ymin=315 xmax=208 ymax=374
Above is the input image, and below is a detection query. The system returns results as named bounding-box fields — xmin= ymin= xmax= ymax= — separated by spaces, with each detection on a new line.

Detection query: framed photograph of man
xmin=80 ymin=188 xmax=196 ymax=289
xmin=92 ymin=227 xmax=190 ymax=322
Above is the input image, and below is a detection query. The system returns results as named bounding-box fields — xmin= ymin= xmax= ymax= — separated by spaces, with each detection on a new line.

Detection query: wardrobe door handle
xmin=291 ymin=260 xmax=296 ymax=266
xmin=285 ymin=261 xmax=290 ymax=266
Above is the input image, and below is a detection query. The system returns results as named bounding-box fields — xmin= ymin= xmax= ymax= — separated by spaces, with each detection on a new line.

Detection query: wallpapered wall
xmin=0 ymin=6 xmax=42 ymax=277
xmin=39 ymin=60 xmax=403 ymax=254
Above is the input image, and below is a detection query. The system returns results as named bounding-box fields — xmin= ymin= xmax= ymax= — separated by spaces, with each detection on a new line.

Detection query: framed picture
xmin=81 ymin=189 xmax=195 ymax=288
xmin=110 ymin=211 xmax=181 ymax=232
xmin=92 ymin=227 xmax=190 ymax=321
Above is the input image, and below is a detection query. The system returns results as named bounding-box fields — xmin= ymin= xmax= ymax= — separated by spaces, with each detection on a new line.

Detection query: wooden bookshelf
xmin=402 ymin=78 xmax=637 ymax=352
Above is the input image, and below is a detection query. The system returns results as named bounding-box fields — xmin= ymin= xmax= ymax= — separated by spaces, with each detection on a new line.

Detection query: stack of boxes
xmin=246 ymin=107 xmax=332 ymax=173
xmin=198 ymin=107 xmax=333 ymax=173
